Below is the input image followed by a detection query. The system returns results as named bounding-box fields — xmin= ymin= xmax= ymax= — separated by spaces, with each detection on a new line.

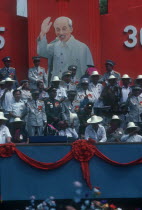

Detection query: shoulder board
xmin=10 ymin=67 xmax=15 ymax=69
xmin=114 ymin=71 xmax=120 ymax=75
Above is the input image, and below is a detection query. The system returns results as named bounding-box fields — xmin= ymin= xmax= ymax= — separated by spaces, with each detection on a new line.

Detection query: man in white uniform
xmin=37 ymin=16 xmax=94 ymax=83
xmin=0 ymin=112 xmax=11 ymax=144
xmin=85 ymin=115 xmax=107 ymax=142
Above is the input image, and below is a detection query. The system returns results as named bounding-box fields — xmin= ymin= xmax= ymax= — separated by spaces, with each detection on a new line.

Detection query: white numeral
xmin=0 ymin=35 xmax=5 ymax=49
xmin=124 ymin=25 xmax=137 ymax=48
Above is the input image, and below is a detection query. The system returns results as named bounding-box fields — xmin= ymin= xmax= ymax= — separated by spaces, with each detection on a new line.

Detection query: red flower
xmin=9 ymin=73 xmax=14 ymax=78
xmin=39 ymin=72 xmax=43 ymax=76
xmin=0 ymin=143 xmax=15 ymax=157
xmin=72 ymin=140 xmax=96 ymax=161
xmin=38 ymin=106 xmax=42 ymax=111
xmin=87 ymin=94 xmax=92 ymax=98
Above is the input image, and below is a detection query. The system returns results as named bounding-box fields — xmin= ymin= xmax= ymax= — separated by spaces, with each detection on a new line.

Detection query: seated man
xmin=10 ymin=117 xmax=29 ymax=144
xmin=126 ymin=86 xmax=142 ymax=123
xmin=0 ymin=112 xmax=11 ymax=144
xmin=106 ymin=115 xmax=124 ymax=142
xmin=121 ymin=122 xmax=142 ymax=142
xmin=85 ymin=115 xmax=107 ymax=142
xmin=57 ymin=121 xmax=78 ymax=139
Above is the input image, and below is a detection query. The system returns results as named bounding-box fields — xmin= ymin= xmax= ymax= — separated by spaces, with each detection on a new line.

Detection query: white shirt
xmin=85 ymin=124 xmax=107 ymax=142
xmin=89 ymin=82 xmax=103 ymax=103
xmin=9 ymin=100 xmax=26 ymax=122
xmin=0 ymin=125 xmax=11 ymax=144
xmin=2 ymin=89 xmax=14 ymax=113
xmin=55 ymin=86 xmax=67 ymax=101
xmin=121 ymin=134 xmax=142 ymax=142
xmin=121 ymin=86 xmax=131 ymax=103
xmin=58 ymin=128 xmax=78 ymax=139
xmin=0 ymin=88 xmax=5 ymax=98
xmin=76 ymin=89 xmax=95 ymax=103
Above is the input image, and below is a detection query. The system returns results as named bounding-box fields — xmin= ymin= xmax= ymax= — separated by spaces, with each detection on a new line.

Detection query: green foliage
xmin=99 ymin=0 xmax=108 ymax=15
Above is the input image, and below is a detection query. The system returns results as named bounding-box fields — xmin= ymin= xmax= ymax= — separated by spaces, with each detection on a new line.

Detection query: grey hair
xmin=54 ymin=16 xmax=73 ymax=28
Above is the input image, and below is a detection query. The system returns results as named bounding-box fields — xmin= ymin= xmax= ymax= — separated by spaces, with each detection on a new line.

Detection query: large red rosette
xmin=72 ymin=139 xmax=96 ymax=161
xmin=72 ymin=139 xmax=96 ymax=189
xmin=0 ymin=143 xmax=15 ymax=157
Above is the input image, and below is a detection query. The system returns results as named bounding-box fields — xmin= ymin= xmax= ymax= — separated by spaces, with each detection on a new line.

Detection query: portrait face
xmin=54 ymin=18 xmax=73 ymax=42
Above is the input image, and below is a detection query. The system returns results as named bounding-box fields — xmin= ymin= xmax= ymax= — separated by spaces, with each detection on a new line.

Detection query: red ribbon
xmin=1 ymin=140 xmax=142 ymax=189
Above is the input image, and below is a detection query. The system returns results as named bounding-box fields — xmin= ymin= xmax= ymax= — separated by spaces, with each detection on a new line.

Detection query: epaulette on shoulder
xmin=10 ymin=67 xmax=15 ymax=69
xmin=114 ymin=70 xmax=120 ymax=75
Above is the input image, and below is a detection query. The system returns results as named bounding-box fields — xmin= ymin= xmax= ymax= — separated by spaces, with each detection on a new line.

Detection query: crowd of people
xmin=0 ymin=55 xmax=142 ymax=144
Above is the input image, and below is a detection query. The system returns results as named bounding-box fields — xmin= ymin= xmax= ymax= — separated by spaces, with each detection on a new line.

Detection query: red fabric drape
xmin=1 ymin=140 xmax=142 ymax=189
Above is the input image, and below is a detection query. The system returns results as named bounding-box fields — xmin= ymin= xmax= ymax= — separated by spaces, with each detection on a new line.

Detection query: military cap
xmin=67 ymin=90 xmax=77 ymax=95
xmin=68 ymin=65 xmax=77 ymax=71
xmin=105 ymin=60 xmax=116 ymax=66
xmin=2 ymin=56 xmax=11 ymax=62
xmin=32 ymin=56 xmax=40 ymax=62
xmin=62 ymin=71 xmax=72 ymax=77
xmin=80 ymin=78 xmax=89 ymax=84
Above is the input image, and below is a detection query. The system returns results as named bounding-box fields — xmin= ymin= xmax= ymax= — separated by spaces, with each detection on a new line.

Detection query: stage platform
xmin=1 ymin=142 xmax=142 ymax=201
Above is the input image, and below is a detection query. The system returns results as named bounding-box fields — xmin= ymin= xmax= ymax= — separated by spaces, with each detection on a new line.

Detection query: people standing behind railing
xmin=0 ymin=56 xmax=19 ymax=89
xmin=1 ymin=77 xmax=15 ymax=119
xmin=120 ymin=74 xmax=132 ymax=103
xmin=0 ymin=112 xmax=11 ymax=144
xmin=51 ymin=76 xmax=67 ymax=102
xmin=26 ymin=90 xmax=47 ymax=136
xmin=44 ymin=87 xmax=62 ymax=130
xmin=17 ymin=80 xmax=32 ymax=103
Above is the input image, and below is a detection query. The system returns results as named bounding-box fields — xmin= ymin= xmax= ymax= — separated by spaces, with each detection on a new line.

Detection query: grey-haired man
xmin=37 ymin=16 xmax=94 ymax=84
